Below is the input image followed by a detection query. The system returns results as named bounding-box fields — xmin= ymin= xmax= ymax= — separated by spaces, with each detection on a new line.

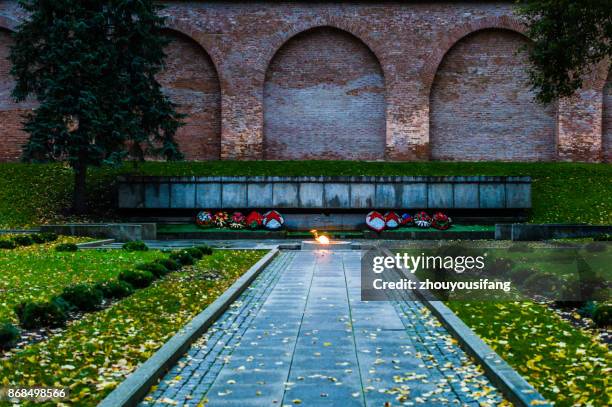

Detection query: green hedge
xmin=0 ymin=232 xmax=59 ymax=250
xmin=4 ymin=246 xmax=215 ymax=351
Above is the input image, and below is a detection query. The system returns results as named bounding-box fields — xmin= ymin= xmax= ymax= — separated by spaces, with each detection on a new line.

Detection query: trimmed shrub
xmin=95 ymin=280 xmax=134 ymax=299
xmin=185 ymin=247 xmax=204 ymax=260
xmin=0 ymin=322 xmax=20 ymax=350
xmin=39 ymin=232 xmax=59 ymax=242
xmin=122 ymin=241 xmax=148 ymax=252
xmin=155 ymin=258 xmax=181 ymax=271
xmin=0 ymin=240 xmax=16 ymax=249
xmin=592 ymin=304 xmax=611 ymax=327
xmin=55 ymin=243 xmax=78 ymax=252
xmin=196 ymin=245 xmax=213 ymax=255
xmin=11 ymin=235 xmax=33 ymax=247
xmin=14 ymin=298 xmax=69 ymax=329
xmin=135 ymin=262 xmax=169 ymax=278
xmin=118 ymin=269 xmax=154 ymax=289
xmin=60 ymin=283 xmax=104 ymax=312
xmin=30 ymin=233 xmax=46 ymax=244
xmin=169 ymin=250 xmax=195 ymax=266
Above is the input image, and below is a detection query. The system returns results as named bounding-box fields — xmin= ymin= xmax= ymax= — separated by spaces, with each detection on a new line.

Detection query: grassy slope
xmin=0 ymin=249 xmax=264 ymax=406
xmin=0 ymin=161 xmax=610 ymax=228
xmin=0 ymin=239 xmax=163 ymax=323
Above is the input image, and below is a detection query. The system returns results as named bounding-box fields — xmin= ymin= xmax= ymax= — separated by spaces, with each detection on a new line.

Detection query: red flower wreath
xmin=431 ymin=212 xmax=452 ymax=230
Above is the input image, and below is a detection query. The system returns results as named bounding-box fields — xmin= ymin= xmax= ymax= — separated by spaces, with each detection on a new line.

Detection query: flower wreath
xmin=384 ymin=212 xmax=401 ymax=229
xmin=414 ymin=211 xmax=432 ymax=228
xmin=431 ymin=212 xmax=452 ymax=230
xmin=246 ymin=211 xmax=263 ymax=229
xmin=195 ymin=210 xmax=213 ymax=228
xmin=213 ymin=211 xmax=229 ymax=228
xmin=229 ymin=212 xmax=246 ymax=229
xmin=366 ymin=211 xmax=386 ymax=232
xmin=400 ymin=213 xmax=413 ymax=226
xmin=263 ymin=210 xmax=284 ymax=230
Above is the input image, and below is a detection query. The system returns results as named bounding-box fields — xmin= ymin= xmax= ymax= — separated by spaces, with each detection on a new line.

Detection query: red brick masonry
xmin=0 ymin=1 xmax=609 ymax=162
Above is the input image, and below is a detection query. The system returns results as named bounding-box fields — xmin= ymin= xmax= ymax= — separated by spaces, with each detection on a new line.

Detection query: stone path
xmin=141 ymin=250 xmax=506 ymax=406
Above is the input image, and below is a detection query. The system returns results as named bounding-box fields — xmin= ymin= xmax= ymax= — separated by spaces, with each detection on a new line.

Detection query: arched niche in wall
xmin=0 ymin=28 xmax=35 ymax=162
xmin=263 ymin=26 xmax=386 ymax=160
xmin=429 ymin=28 xmax=555 ymax=161
xmin=157 ymin=29 xmax=221 ymax=160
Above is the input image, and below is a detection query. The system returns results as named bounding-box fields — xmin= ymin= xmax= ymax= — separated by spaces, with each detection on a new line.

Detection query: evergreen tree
xmin=517 ymin=0 xmax=611 ymax=103
xmin=10 ymin=0 xmax=183 ymax=213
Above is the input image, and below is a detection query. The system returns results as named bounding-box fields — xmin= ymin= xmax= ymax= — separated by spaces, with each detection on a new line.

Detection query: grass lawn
xmin=448 ymin=301 xmax=610 ymax=406
xmin=0 ymin=161 xmax=610 ymax=228
xmin=0 ymin=238 xmax=163 ymax=324
xmin=0 ymin=249 xmax=265 ymax=406
xmin=394 ymin=245 xmax=611 ymax=406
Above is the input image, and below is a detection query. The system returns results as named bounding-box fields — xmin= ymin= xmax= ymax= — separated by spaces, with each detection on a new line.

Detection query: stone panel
xmin=453 ymin=183 xmax=479 ymax=208
xmin=375 ymin=184 xmax=397 ymax=208
xmin=299 ymin=183 xmax=324 ymax=208
xmin=505 ymin=183 xmax=531 ymax=208
xmin=118 ymin=183 xmax=144 ymax=208
xmin=479 ymin=183 xmax=505 ymax=208
xmin=400 ymin=184 xmax=427 ymax=208
xmin=324 ymin=183 xmax=350 ymax=208
xmin=350 ymin=184 xmax=375 ymax=209
xmin=144 ymin=183 xmax=170 ymax=208
xmin=222 ymin=183 xmax=247 ymax=208
xmin=196 ymin=183 xmax=222 ymax=208
xmin=273 ymin=183 xmax=299 ymax=207
xmin=170 ymin=183 xmax=196 ymax=208
xmin=247 ymin=183 xmax=273 ymax=208
xmin=428 ymin=183 xmax=453 ymax=208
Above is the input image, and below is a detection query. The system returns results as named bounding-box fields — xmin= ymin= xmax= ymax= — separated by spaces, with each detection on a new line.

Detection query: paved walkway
xmin=141 ymin=250 xmax=505 ymax=406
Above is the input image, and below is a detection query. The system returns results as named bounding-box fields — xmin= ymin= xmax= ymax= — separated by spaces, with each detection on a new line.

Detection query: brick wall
xmin=157 ymin=31 xmax=221 ymax=160
xmin=264 ymin=27 xmax=385 ymax=160
xmin=430 ymin=29 xmax=555 ymax=161
xmin=604 ymin=72 xmax=611 ymax=163
xmin=0 ymin=29 xmax=31 ymax=161
xmin=0 ymin=1 xmax=608 ymax=163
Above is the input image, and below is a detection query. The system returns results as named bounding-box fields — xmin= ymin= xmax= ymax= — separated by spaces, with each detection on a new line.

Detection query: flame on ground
xmin=310 ymin=229 xmax=331 ymax=245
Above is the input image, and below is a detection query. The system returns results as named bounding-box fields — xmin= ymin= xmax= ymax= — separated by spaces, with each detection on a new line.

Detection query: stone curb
xmin=380 ymin=247 xmax=551 ymax=407
xmin=98 ymin=248 xmax=280 ymax=407
xmin=76 ymin=239 xmax=115 ymax=249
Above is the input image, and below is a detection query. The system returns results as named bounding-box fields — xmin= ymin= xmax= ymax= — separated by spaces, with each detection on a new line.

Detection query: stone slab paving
xmin=141 ymin=250 xmax=506 ymax=406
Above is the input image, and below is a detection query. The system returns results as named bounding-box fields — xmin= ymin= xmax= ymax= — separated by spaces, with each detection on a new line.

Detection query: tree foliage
xmin=9 ymin=0 xmax=183 ymax=212
xmin=516 ymin=0 xmax=612 ymax=103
